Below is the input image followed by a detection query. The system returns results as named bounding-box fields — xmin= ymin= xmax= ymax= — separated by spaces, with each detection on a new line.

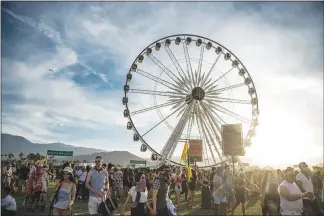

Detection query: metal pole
xmin=232 ymin=155 xmax=235 ymax=184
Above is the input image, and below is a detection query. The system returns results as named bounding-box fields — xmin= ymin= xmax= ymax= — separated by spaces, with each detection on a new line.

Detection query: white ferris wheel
xmin=123 ymin=34 xmax=259 ymax=168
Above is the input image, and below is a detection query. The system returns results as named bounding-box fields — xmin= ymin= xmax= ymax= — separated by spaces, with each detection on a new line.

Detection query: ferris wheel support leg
xmin=159 ymin=102 xmax=195 ymax=166
xmin=167 ymin=101 xmax=196 ymax=162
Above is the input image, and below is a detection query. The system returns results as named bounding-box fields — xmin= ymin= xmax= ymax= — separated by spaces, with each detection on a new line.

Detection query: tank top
xmin=279 ymin=180 xmax=303 ymax=214
xmin=89 ymin=169 xmax=107 ymax=198
xmin=53 ymin=182 xmax=73 ymax=209
xmin=175 ymin=176 xmax=182 ymax=184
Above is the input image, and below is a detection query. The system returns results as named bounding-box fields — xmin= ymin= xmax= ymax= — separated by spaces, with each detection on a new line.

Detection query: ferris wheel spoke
xmin=182 ymin=41 xmax=194 ymax=89
xmin=204 ymin=67 xmax=235 ymax=91
xmin=196 ymin=110 xmax=210 ymax=166
xmin=179 ymin=73 xmax=193 ymax=91
xmin=201 ymin=111 xmax=224 ymax=156
xmin=135 ymin=69 xmax=182 ymax=93
xmin=163 ymin=44 xmax=192 ymax=91
xmin=197 ymin=107 xmax=219 ymax=163
xmin=201 ymin=101 xmax=226 ymax=126
xmin=205 ymin=97 xmax=251 ymax=105
xmin=197 ymin=109 xmax=216 ymax=164
xmin=130 ymin=99 xmax=183 ymax=115
xmin=129 ymin=89 xmax=185 ymax=98
xmin=196 ymin=45 xmax=205 ymax=87
xmin=208 ymin=101 xmax=251 ymax=124
xmin=199 ymin=102 xmax=223 ymax=141
xmin=203 ymin=77 xmax=213 ymax=88
xmin=200 ymin=112 xmax=223 ymax=161
xmin=141 ymin=101 xmax=188 ymax=137
xmin=183 ymin=101 xmax=196 ymax=141
xmin=199 ymin=102 xmax=224 ymax=155
xmin=206 ymin=83 xmax=246 ymax=94
xmin=148 ymin=54 xmax=188 ymax=93
xmin=201 ymin=54 xmax=221 ymax=87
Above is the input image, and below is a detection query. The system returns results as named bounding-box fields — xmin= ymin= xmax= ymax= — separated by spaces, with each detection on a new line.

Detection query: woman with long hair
xmin=261 ymin=171 xmax=280 ymax=216
xmin=113 ymin=166 xmax=123 ymax=201
xmin=188 ymin=169 xmax=197 ymax=209
xmin=50 ymin=167 xmax=76 ymax=216
xmin=121 ymin=172 xmax=152 ymax=216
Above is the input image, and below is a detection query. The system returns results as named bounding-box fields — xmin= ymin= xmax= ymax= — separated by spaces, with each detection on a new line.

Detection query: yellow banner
xmin=181 ymin=143 xmax=189 ymax=163
xmin=180 ymin=143 xmax=192 ymax=180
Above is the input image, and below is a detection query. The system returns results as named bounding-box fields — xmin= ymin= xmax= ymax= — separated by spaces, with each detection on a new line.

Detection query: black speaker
xmin=221 ymin=124 xmax=243 ymax=156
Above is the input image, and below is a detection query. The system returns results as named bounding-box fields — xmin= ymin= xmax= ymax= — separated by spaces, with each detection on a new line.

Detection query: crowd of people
xmin=1 ymin=158 xmax=324 ymax=216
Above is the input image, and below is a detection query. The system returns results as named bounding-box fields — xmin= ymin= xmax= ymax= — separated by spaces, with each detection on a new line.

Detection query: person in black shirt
xmin=210 ymin=167 xmax=216 ymax=192
xmin=17 ymin=164 xmax=29 ymax=195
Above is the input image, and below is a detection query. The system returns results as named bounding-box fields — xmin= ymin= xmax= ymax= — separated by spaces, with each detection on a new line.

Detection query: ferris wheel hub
xmin=192 ymin=87 xmax=205 ymax=101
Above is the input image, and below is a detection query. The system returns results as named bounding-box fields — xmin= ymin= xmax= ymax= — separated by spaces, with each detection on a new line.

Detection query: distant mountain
xmin=1 ymin=133 xmax=107 ymax=156
xmin=74 ymin=151 xmax=147 ymax=166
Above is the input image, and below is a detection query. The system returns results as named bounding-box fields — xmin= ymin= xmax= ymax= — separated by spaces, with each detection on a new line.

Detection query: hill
xmin=1 ymin=133 xmax=107 ymax=156
xmin=74 ymin=151 xmax=147 ymax=166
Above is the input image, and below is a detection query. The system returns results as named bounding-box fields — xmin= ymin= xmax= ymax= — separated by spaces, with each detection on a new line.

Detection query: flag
xmin=180 ymin=143 xmax=192 ymax=180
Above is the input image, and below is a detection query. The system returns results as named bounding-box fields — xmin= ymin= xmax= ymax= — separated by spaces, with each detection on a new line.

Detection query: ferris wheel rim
xmin=124 ymin=34 xmax=259 ymax=167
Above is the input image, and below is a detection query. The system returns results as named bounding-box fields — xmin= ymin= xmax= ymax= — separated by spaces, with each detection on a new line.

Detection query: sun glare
xmin=245 ymin=109 xmax=320 ymax=168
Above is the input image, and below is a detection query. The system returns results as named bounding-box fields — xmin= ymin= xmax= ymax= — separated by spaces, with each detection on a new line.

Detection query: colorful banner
xmin=180 ymin=143 xmax=192 ymax=180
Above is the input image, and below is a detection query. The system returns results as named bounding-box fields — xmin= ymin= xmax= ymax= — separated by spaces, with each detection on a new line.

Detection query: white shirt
xmin=76 ymin=170 xmax=87 ymax=182
xmin=296 ymin=172 xmax=314 ymax=200
xmin=171 ymin=173 xmax=176 ymax=180
xmin=279 ymin=180 xmax=303 ymax=214
xmin=213 ymin=175 xmax=223 ymax=195
xmin=128 ymin=186 xmax=148 ymax=203
xmin=1 ymin=194 xmax=17 ymax=211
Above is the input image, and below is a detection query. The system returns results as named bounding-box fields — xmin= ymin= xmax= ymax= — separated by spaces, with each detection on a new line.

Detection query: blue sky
xmin=1 ymin=2 xmax=323 ymax=167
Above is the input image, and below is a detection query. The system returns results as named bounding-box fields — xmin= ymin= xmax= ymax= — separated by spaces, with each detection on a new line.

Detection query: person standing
xmin=279 ymin=167 xmax=313 ymax=216
xmin=200 ymin=171 xmax=211 ymax=209
xmin=174 ymin=168 xmax=182 ymax=208
xmin=261 ymin=171 xmax=280 ymax=216
xmin=85 ymin=156 xmax=110 ymax=216
xmin=51 ymin=167 xmax=76 ymax=216
xmin=223 ymin=165 xmax=235 ymax=214
xmin=151 ymin=165 xmax=170 ymax=216
xmin=181 ymin=168 xmax=188 ymax=201
xmin=17 ymin=163 xmax=29 ymax=195
xmin=296 ymin=162 xmax=322 ymax=215
xmin=188 ymin=169 xmax=197 ymax=209
xmin=121 ymin=172 xmax=152 ymax=216
xmin=213 ymin=167 xmax=227 ymax=216
xmin=113 ymin=166 xmax=123 ymax=201
xmin=76 ymin=165 xmax=87 ymax=200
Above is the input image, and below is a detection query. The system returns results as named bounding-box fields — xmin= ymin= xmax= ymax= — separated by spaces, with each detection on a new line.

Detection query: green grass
xmin=15 ymin=183 xmax=262 ymax=215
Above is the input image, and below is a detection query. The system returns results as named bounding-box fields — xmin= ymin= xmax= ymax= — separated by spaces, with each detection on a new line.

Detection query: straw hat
xmin=63 ymin=167 xmax=73 ymax=174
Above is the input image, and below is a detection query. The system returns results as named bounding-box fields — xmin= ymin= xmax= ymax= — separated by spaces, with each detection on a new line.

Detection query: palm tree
xmin=8 ymin=153 xmax=14 ymax=163
xmin=18 ymin=152 xmax=24 ymax=161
